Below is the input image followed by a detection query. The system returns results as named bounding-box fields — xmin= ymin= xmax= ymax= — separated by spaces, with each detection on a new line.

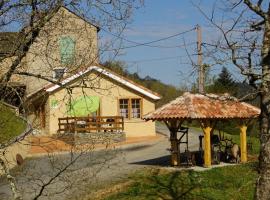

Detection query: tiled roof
xmin=143 ymin=92 xmax=260 ymax=120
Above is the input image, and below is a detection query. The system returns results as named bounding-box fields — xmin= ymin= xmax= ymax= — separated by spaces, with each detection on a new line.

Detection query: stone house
xmin=0 ymin=7 xmax=161 ymax=137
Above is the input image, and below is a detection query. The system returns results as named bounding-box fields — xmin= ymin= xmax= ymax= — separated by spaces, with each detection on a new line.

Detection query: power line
xmin=125 ymin=54 xmax=196 ymax=64
xmin=101 ymin=27 xmax=196 ymax=50
xmin=125 ymin=42 xmax=197 ymax=49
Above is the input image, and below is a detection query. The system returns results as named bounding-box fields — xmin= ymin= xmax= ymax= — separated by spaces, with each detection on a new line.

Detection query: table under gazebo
xmin=143 ymin=92 xmax=260 ymax=167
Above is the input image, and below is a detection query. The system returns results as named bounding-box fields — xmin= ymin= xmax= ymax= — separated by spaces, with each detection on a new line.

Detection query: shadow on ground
xmin=129 ymin=155 xmax=171 ymax=166
xmin=123 ymin=144 xmax=154 ymax=152
xmin=129 ymin=151 xmax=205 ymax=167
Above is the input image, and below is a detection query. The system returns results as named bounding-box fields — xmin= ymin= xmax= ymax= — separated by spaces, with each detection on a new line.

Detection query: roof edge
xmin=97 ymin=64 xmax=162 ymax=99
xmin=43 ymin=65 xmax=161 ymax=101
xmin=60 ymin=6 xmax=100 ymax=32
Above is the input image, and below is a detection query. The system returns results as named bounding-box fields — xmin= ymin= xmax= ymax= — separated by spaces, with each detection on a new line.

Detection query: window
xmin=119 ymin=98 xmax=142 ymax=119
xmin=53 ymin=68 xmax=65 ymax=79
xmin=59 ymin=36 xmax=75 ymax=64
xmin=131 ymin=99 xmax=141 ymax=118
xmin=119 ymin=99 xmax=129 ymax=118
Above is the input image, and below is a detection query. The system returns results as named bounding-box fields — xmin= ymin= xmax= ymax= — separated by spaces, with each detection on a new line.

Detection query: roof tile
xmin=143 ymin=92 xmax=260 ymax=120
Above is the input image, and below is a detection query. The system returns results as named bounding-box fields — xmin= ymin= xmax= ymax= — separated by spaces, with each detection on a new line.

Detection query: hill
xmin=103 ymin=61 xmax=183 ymax=108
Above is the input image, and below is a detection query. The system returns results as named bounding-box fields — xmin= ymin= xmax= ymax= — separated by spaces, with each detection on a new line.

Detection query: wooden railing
xmin=58 ymin=116 xmax=124 ymax=134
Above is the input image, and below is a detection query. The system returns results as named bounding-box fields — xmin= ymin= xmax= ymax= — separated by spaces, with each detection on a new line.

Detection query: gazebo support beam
xmin=171 ymin=133 xmax=179 ymax=166
xmin=200 ymin=120 xmax=214 ymax=168
xmin=239 ymin=122 xmax=248 ymax=163
xmin=237 ymin=119 xmax=254 ymax=163
xmin=164 ymin=120 xmax=183 ymax=166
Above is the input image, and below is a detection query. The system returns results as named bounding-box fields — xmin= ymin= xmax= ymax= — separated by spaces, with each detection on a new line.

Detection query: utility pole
xmin=197 ymin=25 xmax=204 ymax=93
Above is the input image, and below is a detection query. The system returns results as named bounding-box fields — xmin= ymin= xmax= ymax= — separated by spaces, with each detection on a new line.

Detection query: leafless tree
xmin=193 ymin=0 xmax=270 ymax=199
xmin=0 ymin=0 xmax=142 ymax=199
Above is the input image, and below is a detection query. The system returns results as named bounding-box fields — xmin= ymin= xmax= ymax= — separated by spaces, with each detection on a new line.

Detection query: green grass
xmin=0 ymin=103 xmax=26 ymax=144
xmin=224 ymin=133 xmax=260 ymax=155
xmin=105 ymin=163 xmax=258 ymax=200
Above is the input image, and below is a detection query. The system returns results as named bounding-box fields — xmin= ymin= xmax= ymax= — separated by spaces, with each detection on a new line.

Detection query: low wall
xmin=56 ymin=132 xmax=126 ymax=146
xmin=0 ymin=138 xmax=31 ymax=175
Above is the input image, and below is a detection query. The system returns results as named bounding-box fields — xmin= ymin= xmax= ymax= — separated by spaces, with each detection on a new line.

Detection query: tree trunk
xmin=255 ymin=18 xmax=270 ymax=200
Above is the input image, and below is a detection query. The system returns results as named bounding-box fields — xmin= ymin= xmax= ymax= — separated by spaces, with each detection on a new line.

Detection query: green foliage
xmin=217 ymin=67 xmax=235 ymax=86
xmin=103 ymin=61 xmax=183 ymax=108
xmin=105 ymin=163 xmax=257 ymax=200
xmin=0 ymin=102 xmax=26 ymax=144
xmin=103 ymin=61 xmax=128 ymax=76
xmin=215 ymin=120 xmax=260 ymax=137
xmin=206 ymin=67 xmax=237 ymax=95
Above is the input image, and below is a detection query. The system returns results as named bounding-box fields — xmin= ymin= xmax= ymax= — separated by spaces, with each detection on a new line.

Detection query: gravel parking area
xmin=0 ymin=123 xmax=202 ymax=200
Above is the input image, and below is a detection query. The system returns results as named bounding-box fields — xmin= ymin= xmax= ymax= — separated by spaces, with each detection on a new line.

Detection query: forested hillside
xmin=103 ymin=61 xmax=183 ymax=108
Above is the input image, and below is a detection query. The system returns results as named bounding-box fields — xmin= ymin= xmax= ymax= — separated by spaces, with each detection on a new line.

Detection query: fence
xmin=58 ymin=116 xmax=124 ymax=134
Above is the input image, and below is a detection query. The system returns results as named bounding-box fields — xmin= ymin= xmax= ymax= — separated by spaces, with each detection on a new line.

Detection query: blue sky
xmin=100 ymin=0 xmax=226 ymax=87
xmin=3 ymin=0 xmax=245 ymax=87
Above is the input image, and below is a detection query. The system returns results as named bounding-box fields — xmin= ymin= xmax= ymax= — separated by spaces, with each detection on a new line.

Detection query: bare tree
xmin=0 ymin=0 xmax=142 ymax=199
xmin=193 ymin=0 xmax=270 ymax=199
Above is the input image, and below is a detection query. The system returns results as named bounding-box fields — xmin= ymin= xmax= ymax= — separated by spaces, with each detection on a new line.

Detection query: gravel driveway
xmin=0 ymin=123 xmax=202 ymax=200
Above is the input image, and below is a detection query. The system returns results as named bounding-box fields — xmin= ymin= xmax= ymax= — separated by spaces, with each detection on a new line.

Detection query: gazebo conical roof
xmin=144 ymin=92 xmax=260 ymax=121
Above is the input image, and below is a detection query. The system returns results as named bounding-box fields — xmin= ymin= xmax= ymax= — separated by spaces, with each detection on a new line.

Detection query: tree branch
xmin=0 ymin=3 xmax=62 ymax=84
xmin=244 ymin=0 xmax=267 ymax=19
xmin=32 ymin=152 xmax=83 ymax=200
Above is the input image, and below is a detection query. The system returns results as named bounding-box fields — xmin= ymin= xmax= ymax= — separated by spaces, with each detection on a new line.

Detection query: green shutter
xmin=59 ymin=36 xmax=75 ymax=64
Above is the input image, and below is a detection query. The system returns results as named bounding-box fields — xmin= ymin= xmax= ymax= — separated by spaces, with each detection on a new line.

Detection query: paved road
xmin=0 ymin=123 xmax=203 ymax=200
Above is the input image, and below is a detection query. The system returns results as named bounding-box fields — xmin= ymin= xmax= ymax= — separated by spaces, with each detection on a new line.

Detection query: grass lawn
xmin=0 ymin=102 xmax=26 ymax=144
xmin=105 ymin=163 xmax=258 ymax=200
xmin=225 ymin=133 xmax=260 ymax=155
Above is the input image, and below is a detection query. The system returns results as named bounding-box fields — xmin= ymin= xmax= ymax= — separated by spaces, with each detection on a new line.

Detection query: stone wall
xmin=56 ymin=132 xmax=125 ymax=146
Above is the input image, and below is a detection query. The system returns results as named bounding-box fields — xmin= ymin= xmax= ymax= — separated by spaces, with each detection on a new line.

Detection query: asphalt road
xmin=0 ymin=123 xmax=203 ymax=200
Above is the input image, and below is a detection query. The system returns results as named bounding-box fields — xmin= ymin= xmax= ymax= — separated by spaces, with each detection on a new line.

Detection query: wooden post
xmin=197 ymin=25 xmax=204 ymax=94
xmin=58 ymin=118 xmax=61 ymax=133
xmin=165 ymin=120 xmax=182 ymax=166
xmin=74 ymin=117 xmax=78 ymax=134
xmin=203 ymin=126 xmax=212 ymax=167
xmin=201 ymin=121 xmax=214 ymax=168
xmin=240 ymin=124 xmax=248 ymax=163
xmin=39 ymin=105 xmax=46 ymax=129
xmin=121 ymin=117 xmax=124 ymax=131
xmin=88 ymin=115 xmax=91 ymax=133
xmin=170 ymin=131 xmax=180 ymax=166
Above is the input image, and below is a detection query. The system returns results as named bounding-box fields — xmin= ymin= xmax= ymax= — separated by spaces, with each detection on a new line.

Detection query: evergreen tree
xmin=217 ymin=67 xmax=235 ymax=88
xmin=206 ymin=67 xmax=237 ymax=95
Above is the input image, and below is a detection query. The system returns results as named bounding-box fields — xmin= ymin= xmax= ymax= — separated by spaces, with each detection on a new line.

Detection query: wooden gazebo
xmin=143 ymin=92 xmax=260 ymax=167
